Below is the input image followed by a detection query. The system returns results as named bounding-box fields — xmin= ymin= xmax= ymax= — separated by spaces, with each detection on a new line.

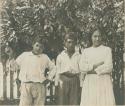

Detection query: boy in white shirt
xmin=55 ymin=32 xmax=81 ymax=105
xmin=16 ymin=38 xmax=56 ymax=106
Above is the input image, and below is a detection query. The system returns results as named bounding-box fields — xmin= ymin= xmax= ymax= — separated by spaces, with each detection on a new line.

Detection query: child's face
xmin=92 ymin=30 xmax=102 ymax=47
xmin=32 ymin=42 xmax=44 ymax=55
xmin=65 ymin=39 xmax=75 ymax=51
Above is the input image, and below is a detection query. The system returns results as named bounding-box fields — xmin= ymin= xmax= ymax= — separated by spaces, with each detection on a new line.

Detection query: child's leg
xmin=33 ymin=83 xmax=46 ymax=105
xmin=19 ymin=83 xmax=33 ymax=106
xmin=69 ymin=76 xmax=80 ymax=105
xmin=56 ymin=75 xmax=70 ymax=105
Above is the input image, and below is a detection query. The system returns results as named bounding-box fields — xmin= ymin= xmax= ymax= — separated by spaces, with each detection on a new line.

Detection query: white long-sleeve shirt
xmin=55 ymin=50 xmax=81 ymax=85
xmin=16 ymin=52 xmax=56 ymax=83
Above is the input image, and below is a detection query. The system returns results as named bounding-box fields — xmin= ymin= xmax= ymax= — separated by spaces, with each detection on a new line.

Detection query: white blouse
xmin=79 ymin=45 xmax=113 ymax=75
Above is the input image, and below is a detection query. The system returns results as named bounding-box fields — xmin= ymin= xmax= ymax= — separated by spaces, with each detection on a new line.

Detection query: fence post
xmin=3 ymin=62 xmax=7 ymax=100
xmin=10 ymin=71 xmax=13 ymax=100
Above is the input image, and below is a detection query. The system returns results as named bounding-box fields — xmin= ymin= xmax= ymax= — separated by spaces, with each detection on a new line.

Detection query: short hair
xmin=91 ymin=27 xmax=103 ymax=37
xmin=64 ymin=32 xmax=76 ymax=42
xmin=32 ymin=37 xmax=45 ymax=46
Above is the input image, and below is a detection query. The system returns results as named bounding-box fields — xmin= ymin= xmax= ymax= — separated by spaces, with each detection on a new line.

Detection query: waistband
xmin=61 ymin=73 xmax=79 ymax=78
xmin=23 ymin=81 xmax=42 ymax=84
xmin=87 ymin=71 xmax=97 ymax=75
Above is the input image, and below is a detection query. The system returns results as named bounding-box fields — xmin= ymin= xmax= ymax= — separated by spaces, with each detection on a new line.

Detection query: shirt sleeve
xmin=16 ymin=52 xmax=25 ymax=67
xmin=77 ymin=54 xmax=82 ymax=73
xmin=47 ymin=56 xmax=56 ymax=81
xmin=95 ymin=48 xmax=113 ymax=75
xmin=10 ymin=59 xmax=19 ymax=72
xmin=79 ymin=50 xmax=93 ymax=74
xmin=56 ymin=55 xmax=61 ymax=74
xmin=55 ymin=55 xmax=64 ymax=86
xmin=56 ymin=55 xmax=71 ymax=74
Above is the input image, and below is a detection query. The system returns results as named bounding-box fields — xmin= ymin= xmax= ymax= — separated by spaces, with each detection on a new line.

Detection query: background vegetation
xmin=0 ymin=0 xmax=124 ymax=104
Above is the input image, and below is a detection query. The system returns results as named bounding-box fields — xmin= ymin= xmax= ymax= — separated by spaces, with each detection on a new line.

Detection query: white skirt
xmin=80 ymin=74 xmax=115 ymax=106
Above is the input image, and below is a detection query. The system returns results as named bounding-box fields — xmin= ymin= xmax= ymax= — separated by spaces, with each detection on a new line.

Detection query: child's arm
xmin=54 ymin=55 xmax=61 ymax=86
xmin=47 ymin=56 xmax=56 ymax=81
xmin=87 ymin=61 xmax=104 ymax=74
xmin=94 ymin=48 xmax=113 ymax=75
xmin=79 ymin=51 xmax=93 ymax=74
xmin=15 ymin=52 xmax=25 ymax=83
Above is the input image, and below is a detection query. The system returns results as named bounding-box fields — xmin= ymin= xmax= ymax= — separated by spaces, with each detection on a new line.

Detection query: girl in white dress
xmin=79 ymin=29 xmax=115 ymax=106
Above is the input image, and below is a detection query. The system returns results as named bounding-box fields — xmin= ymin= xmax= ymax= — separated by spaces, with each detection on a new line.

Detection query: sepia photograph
xmin=0 ymin=0 xmax=124 ymax=106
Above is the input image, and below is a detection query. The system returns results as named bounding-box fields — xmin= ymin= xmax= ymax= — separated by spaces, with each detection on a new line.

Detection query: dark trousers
xmin=56 ymin=74 xmax=80 ymax=105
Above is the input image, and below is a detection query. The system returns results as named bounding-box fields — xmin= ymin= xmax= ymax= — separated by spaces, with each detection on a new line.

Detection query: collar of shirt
xmin=62 ymin=50 xmax=80 ymax=58
xmin=91 ymin=44 xmax=103 ymax=49
xmin=29 ymin=52 xmax=42 ymax=57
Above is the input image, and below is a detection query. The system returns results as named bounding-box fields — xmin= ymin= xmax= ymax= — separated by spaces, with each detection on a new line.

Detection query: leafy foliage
xmin=0 ymin=0 xmax=124 ymax=104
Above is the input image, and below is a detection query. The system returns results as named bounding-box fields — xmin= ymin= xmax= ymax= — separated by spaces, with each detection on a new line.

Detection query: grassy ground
xmin=0 ymin=99 xmax=56 ymax=105
xmin=0 ymin=99 xmax=19 ymax=105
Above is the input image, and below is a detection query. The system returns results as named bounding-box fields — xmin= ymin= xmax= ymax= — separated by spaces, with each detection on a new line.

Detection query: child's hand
xmin=42 ymin=79 xmax=50 ymax=85
xmin=59 ymin=79 xmax=63 ymax=88
xmin=16 ymin=78 xmax=21 ymax=85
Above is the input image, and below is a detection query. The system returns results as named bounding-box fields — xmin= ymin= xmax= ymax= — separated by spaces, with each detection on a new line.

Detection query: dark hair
xmin=64 ymin=32 xmax=76 ymax=42
xmin=32 ymin=37 xmax=45 ymax=46
xmin=89 ymin=28 xmax=104 ymax=46
xmin=91 ymin=28 xmax=102 ymax=37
